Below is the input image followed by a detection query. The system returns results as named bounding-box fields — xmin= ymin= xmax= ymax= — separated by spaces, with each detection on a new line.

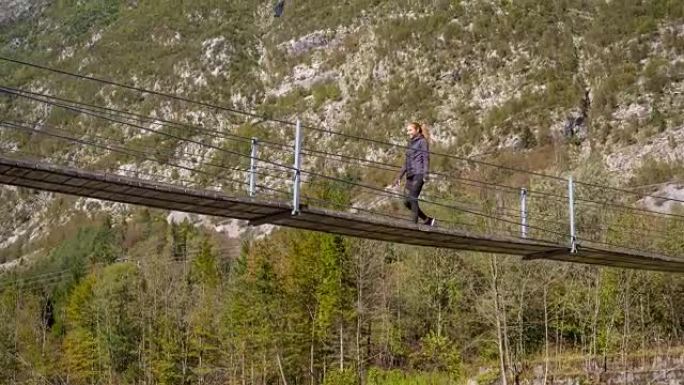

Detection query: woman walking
xmin=393 ymin=122 xmax=436 ymax=226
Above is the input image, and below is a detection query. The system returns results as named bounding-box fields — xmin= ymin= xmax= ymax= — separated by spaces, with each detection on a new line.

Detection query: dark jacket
xmin=398 ymin=134 xmax=429 ymax=180
xmin=274 ymin=0 xmax=285 ymax=17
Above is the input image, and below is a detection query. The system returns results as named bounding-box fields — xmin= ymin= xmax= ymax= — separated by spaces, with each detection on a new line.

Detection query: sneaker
xmin=425 ymin=217 xmax=436 ymax=227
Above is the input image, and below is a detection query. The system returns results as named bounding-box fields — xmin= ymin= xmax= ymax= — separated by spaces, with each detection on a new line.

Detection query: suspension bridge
xmin=1 ymin=56 xmax=684 ymax=273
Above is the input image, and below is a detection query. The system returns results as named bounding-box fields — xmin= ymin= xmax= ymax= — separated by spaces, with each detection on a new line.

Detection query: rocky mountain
xmin=2 ymin=2 xmax=684 ymax=384
xmin=0 ymin=0 xmax=683 ymax=261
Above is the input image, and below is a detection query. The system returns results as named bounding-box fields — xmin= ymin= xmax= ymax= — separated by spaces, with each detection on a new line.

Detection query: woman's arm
xmin=419 ymin=138 xmax=429 ymax=176
xmin=395 ymin=164 xmax=406 ymax=185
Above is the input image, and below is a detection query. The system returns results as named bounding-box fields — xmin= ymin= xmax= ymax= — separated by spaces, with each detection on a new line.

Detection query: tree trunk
xmin=231 ymin=353 xmax=237 ymax=385
xmin=366 ymin=321 xmax=372 ymax=364
xmin=199 ymin=336 xmax=204 ymax=385
xmin=356 ymin=297 xmax=363 ymax=383
xmin=639 ymin=294 xmax=647 ymax=368
xmin=667 ymin=294 xmax=678 ymax=341
xmin=276 ymin=350 xmax=288 ymax=385
xmin=41 ymin=296 xmax=48 ymax=357
xmin=339 ymin=323 xmax=344 ymax=371
xmin=591 ymin=272 xmax=601 ymax=361
xmin=491 ymin=256 xmax=508 ymax=385
xmin=543 ymin=285 xmax=549 ymax=385
xmin=310 ymin=322 xmax=315 ymax=385
xmin=356 ymin=252 xmax=364 ymax=384
xmin=263 ymin=353 xmax=267 ymax=385
xmin=517 ymin=281 xmax=526 ymax=359
xmin=621 ymin=272 xmax=631 ymax=384
xmin=514 ymin=277 xmax=527 ymax=385
xmin=242 ymin=345 xmax=246 ymax=385
xmin=437 ymin=300 xmax=443 ymax=338
xmin=502 ymin=292 xmax=512 ymax=380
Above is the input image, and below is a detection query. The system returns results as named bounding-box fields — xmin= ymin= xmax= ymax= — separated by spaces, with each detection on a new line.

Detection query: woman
xmin=393 ymin=122 xmax=436 ymax=226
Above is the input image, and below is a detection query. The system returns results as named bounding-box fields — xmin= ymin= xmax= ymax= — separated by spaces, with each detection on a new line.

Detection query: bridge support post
xmin=568 ymin=176 xmax=577 ymax=253
xmin=249 ymin=137 xmax=258 ymax=197
xmin=292 ymin=119 xmax=302 ymax=215
xmin=520 ymin=188 xmax=528 ymax=238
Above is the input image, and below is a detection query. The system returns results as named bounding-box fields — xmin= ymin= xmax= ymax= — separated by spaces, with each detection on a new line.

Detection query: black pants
xmin=404 ymin=174 xmax=428 ymax=223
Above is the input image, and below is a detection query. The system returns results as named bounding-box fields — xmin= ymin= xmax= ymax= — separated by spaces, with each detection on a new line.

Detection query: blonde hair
xmin=409 ymin=122 xmax=430 ymax=142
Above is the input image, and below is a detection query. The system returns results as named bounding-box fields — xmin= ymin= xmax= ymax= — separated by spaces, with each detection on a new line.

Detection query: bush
xmin=312 ymin=80 xmax=342 ymax=109
xmin=411 ymin=332 xmax=462 ymax=377
xmin=56 ymin=0 xmax=122 ymax=40
xmin=324 ymin=369 xmax=356 ymax=385
xmin=367 ymin=367 xmax=456 ymax=385
xmin=630 ymin=158 xmax=684 ymax=187
xmin=643 ymin=59 xmax=669 ymax=94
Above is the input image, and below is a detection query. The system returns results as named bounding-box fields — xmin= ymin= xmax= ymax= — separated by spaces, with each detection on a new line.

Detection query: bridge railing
xmin=1 ymin=74 xmax=684 ymax=261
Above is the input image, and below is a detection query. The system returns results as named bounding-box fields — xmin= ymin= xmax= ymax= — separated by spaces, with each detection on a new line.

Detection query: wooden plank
xmin=287 ymin=220 xmax=385 ymax=238
xmin=545 ymin=251 xmax=684 ymax=273
xmin=148 ymin=191 xmax=213 ymax=205
xmin=100 ymin=184 xmax=136 ymax=194
xmin=25 ymin=170 xmax=59 ymax=182
xmin=588 ymin=257 xmax=684 ymax=272
xmin=63 ymin=177 xmax=90 ymax=187
xmin=4 ymin=167 xmax=31 ymax=177
xmin=523 ymin=248 xmax=571 ymax=261
xmin=0 ymin=157 xmax=281 ymax=210
xmin=224 ymin=203 xmax=278 ymax=215
xmin=42 ymin=173 xmax=74 ymax=184
xmin=289 ymin=214 xmax=464 ymax=247
xmin=3 ymin=169 xmax=261 ymax=219
xmin=582 ymin=245 xmax=684 ymax=263
xmin=281 ymin=216 xmax=557 ymax=254
xmin=578 ymin=247 xmax=682 ymax=267
xmin=1 ymin=179 xmax=72 ymax=197
xmin=2 ymin=156 xmax=684 ymax=273
xmin=571 ymin=257 xmax=681 ymax=272
xmin=81 ymin=180 xmax=112 ymax=191
xmin=88 ymin=190 xmax=118 ymax=201
xmin=249 ymin=210 xmax=294 ymax=226
xmin=48 ymin=185 xmax=82 ymax=195
xmin=282 ymin=214 xmax=557 ymax=254
xmin=302 ymin=206 xmax=558 ymax=251
xmin=281 ymin=214 xmax=413 ymax=238
xmin=302 ymin=211 xmax=456 ymax=241
xmin=0 ymin=175 xmax=16 ymax=183
xmin=319 ymin=216 xmax=552 ymax=253
xmin=279 ymin=217 xmax=438 ymax=246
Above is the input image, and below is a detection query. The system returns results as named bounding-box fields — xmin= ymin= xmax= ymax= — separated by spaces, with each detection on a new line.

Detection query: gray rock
xmin=0 ymin=0 xmax=49 ymax=26
xmin=281 ymin=30 xmax=331 ymax=56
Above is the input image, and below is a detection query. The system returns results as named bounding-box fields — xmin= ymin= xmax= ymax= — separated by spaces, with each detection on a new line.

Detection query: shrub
xmin=630 ymin=158 xmax=684 ymax=187
xmin=324 ymin=369 xmax=356 ymax=385
xmin=312 ymin=80 xmax=342 ymax=109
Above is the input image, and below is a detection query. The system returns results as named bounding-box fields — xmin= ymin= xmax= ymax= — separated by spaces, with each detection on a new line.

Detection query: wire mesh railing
xmin=2 ymin=56 xmax=684 ymax=261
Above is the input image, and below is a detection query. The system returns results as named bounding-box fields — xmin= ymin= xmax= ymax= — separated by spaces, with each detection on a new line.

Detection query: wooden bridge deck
xmin=1 ymin=156 xmax=682 ymax=273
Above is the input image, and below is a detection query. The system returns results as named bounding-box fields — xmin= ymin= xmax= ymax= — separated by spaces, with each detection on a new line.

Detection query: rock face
xmin=0 ymin=0 xmax=47 ymax=26
xmin=605 ymin=124 xmax=684 ymax=177
xmin=0 ymin=1 xmax=683 ymax=263
xmin=519 ymin=353 xmax=684 ymax=385
xmin=280 ymin=30 xmax=334 ymax=56
xmin=639 ymin=183 xmax=684 ymax=214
